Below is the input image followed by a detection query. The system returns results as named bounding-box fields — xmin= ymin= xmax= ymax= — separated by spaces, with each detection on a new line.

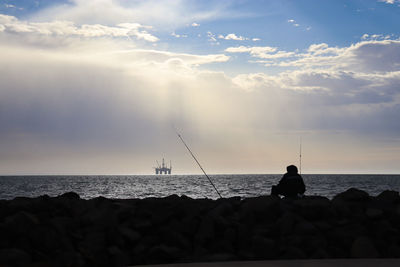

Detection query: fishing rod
xmin=299 ymin=137 xmax=302 ymax=175
xmin=175 ymin=129 xmax=222 ymax=199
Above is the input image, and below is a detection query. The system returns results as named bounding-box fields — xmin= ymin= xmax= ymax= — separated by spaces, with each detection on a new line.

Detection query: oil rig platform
xmin=154 ymin=158 xmax=172 ymax=174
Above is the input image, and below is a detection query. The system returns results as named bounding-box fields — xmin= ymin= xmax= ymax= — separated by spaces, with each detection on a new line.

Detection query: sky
xmin=0 ymin=0 xmax=400 ymax=175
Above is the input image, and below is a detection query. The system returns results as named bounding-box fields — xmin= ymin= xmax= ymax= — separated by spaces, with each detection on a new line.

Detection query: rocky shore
xmin=1 ymin=188 xmax=400 ymax=266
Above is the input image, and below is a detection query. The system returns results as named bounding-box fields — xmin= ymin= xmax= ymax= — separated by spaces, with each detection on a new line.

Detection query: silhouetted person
xmin=271 ymin=165 xmax=305 ymax=198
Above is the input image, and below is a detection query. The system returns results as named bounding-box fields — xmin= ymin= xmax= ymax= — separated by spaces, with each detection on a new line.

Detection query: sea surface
xmin=0 ymin=174 xmax=399 ymax=200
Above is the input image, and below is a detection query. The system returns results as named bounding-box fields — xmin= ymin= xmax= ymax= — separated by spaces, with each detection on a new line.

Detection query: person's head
xmin=286 ymin=165 xmax=298 ymax=174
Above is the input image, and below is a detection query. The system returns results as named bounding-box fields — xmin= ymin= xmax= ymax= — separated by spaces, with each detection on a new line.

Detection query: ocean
xmin=1 ymin=174 xmax=399 ymax=200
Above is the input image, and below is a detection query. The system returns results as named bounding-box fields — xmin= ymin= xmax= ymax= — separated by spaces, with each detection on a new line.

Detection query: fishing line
xmin=174 ymin=128 xmax=222 ymax=199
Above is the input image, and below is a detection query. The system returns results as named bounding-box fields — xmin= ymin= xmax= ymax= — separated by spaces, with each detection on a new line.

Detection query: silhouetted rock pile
xmin=1 ymin=188 xmax=400 ymax=266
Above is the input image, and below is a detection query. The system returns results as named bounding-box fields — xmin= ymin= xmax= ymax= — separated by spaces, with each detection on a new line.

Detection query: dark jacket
xmin=275 ymin=172 xmax=306 ymax=198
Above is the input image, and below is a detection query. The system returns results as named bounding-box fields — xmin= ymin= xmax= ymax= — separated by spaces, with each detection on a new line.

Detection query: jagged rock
xmin=1 ymin=190 xmax=400 ymax=266
xmin=351 ymin=236 xmax=379 ymax=258
xmin=0 ymin=248 xmax=31 ymax=267
xmin=333 ymin=188 xmax=370 ymax=202
xmin=377 ymin=190 xmax=400 ymax=203
xmin=59 ymin=191 xmax=81 ymax=200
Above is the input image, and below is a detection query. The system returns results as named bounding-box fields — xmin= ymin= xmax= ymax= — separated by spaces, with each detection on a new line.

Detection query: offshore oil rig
xmin=154 ymin=158 xmax=172 ymax=174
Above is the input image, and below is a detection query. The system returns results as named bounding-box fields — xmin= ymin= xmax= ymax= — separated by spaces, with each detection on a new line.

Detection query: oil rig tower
xmin=155 ymin=158 xmax=172 ymax=174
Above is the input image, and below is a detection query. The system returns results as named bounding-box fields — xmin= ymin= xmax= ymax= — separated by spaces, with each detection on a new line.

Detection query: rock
xmin=351 ymin=236 xmax=379 ymax=258
xmin=29 ymin=226 xmax=61 ymax=252
xmin=2 ymin=189 xmax=400 ymax=265
xmin=204 ymin=253 xmax=236 ymax=262
xmin=81 ymin=199 xmax=117 ymax=228
xmin=119 ymin=227 xmax=141 ymax=244
xmin=387 ymin=245 xmax=400 ymax=257
xmin=210 ymin=239 xmax=235 ymax=254
xmin=251 ymin=236 xmax=275 ymax=259
xmin=366 ymin=208 xmax=383 ymax=219
xmin=377 ymin=190 xmax=399 ymax=203
xmin=114 ymin=202 xmax=136 ymax=223
xmin=59 ymin=191 xmax=81 ymax=200
xmin=294 ymin=221 xmax=318 ymax=235
xmin=311 ymin=248 xmax=330 ymax=259
xmin=0 ymin=248 xmax=31 ymax=267
xmin=223 ymin=228 xmax=236 ymax=243
xmin=147 ymin=245 xmax=182 ymax=264
xmin=235 ymin=223 xmax=251 ymax=248
xmin=209 ymin=200 xmax=234 ymax=217
xmin=276 ymin=212 xmax=297 ymax=235
xmin=333 ymin=188 xmax=370 ymax=202
xmin=54 ymin=250 xmax=85 ymax=267
xmin=108 ymin=246 xmax=130 ymax=267
xmin=161 ymin=228 xmax=190 ymax=249
xmin=240 ymin=195 xmax=280 ymax=222
xmin=294 ymin=196 xmax=331 ymax=220
xmin=194 ymin=216 xmax=215 ymax=245
xmin=314 ymin=221 xmax=333 ymax=232
xmin=78 ymin=231 xmax=107 ymax=261
xmin=282 ymin=246 xmax=307 ymax=259
xmin=4 ymin=211 xmax=39 ymax=235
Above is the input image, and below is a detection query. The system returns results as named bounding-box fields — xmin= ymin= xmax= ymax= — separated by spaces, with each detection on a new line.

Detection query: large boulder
xmin=333 ymin=188 xmax=370 ymax=202
xmin=239 ymin=195 xmax=280 ymax=223
xmin=376 ymin=190 xmax=399 ymax=203
xmin=293 ymin=196 xmax=331 ymax=220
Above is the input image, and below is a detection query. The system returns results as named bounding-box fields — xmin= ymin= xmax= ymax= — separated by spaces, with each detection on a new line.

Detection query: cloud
xmin=0 ymin=37 xmax=237 ymax=173
xmin=33 ymin=0 xmax=240 ymax=32
xmin=252 ymin=38 xmax=260 ymax=41
xmin=207 ymin=31 xmax=219 ymax=44
xmin=361 ymin=33 xmax=392 ymax=41
xmin=110 ymin=49 xmax=230 ymax=66
xmin=171 ymin=31 xmax=187 ymax=38
xmin=218 ymin=33 xmax=247 ymax=41
xmin=1 ymin=3 xmax=400 ymax=173
xmin=378 ymin=0 xmax=399 ymax=4
xmin=227 ymin=39 xmax=400 ymax=74
xmin=0 ymin=14 xmax=159 ymax=42
xmin=191 ymin=22 xmax=200 ymax=27
xmin=225 ymin=45 xmax=295 ymax=59
xmin=1 ymin=27 xmax=400 ymax=173
xmin=288 ymin=19 xmax=299 ymax=27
